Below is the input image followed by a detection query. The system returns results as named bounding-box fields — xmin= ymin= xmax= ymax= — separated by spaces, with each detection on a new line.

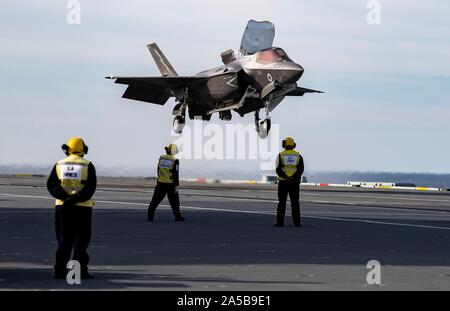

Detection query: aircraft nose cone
xmin=286 ymin=63 xmax=304 ymax=83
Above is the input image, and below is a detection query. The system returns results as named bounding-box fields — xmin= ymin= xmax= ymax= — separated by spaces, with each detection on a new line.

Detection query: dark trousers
xmin=277 ymin=180 xmax=301 ymax=225
xmin=54 ymin=205 xmax=92 ymax=273
xmin=148 ymin=183 xmax=182 ymax=220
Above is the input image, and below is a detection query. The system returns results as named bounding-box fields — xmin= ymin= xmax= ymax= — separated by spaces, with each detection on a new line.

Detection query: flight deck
xmin=1 ymin=175 xmax=450 ymax=290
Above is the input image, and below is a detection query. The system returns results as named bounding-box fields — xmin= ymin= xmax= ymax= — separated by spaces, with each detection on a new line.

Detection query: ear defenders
xmin=61 ymin=144 xmax=70 ymax=156
xmin=61 ymin=142 xmax=88 ymax=155
xmin=282 ymin=140 xmax=296 ymax=149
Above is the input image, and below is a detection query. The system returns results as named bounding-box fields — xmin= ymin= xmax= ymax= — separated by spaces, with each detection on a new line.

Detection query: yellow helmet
xmin=165 ymin=143 xmax=179 ymax=155
xmin=62 ymin=137 xmax=88 ymax=156
xmin=282 ymin=137 xmax=296 ymax=149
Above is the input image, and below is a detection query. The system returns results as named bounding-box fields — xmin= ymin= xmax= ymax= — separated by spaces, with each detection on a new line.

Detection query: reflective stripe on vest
xmin=278 ymin=150 xmax=300 ymax=180
xmin=157 ymin=154 xmax=175 ymax=183
xmin=55 ymin=155 xmax=94 ymax=207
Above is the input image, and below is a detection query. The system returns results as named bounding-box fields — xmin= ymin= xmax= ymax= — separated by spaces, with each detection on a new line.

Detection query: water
xmin=1 ymin=164 xmax=449 ymax=189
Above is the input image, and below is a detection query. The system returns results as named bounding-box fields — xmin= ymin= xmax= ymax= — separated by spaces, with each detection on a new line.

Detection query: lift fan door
xmin=239 ymin=20 xmax=275 ymax=56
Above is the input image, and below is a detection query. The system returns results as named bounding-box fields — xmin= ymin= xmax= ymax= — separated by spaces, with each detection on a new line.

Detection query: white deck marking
xmin=1 ymin=192 xmax=450 ymax=231
xmin=304 ymin=192 xmax=450 ymax=204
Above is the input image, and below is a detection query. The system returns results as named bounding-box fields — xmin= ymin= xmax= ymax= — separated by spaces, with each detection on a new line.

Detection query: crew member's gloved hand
xmin=63 ymin=194 xmax=80 ymax=206
xmin=173 ymin=186 xmax=178 ymax=194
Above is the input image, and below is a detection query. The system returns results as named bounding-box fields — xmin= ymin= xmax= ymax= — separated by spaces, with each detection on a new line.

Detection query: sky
xmin=1 ymin=0 xmax=449 ymax=177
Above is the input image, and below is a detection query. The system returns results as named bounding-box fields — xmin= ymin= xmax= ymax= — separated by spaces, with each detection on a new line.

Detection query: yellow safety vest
xmin=157 ymin=154 xmax=176 ymax=184
xmin=55 ymin=155 xmax=95 ymax=207
xmin=278 ymin=150 xmax=301 ymax=181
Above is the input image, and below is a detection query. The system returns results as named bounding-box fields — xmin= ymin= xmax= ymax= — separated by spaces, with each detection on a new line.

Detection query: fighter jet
xmin=106 ymin=20 xmax=322 ymax=138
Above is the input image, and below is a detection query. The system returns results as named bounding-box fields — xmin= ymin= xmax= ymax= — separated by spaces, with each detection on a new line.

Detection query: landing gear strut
xmin=254 ymin=100 xmax=271 ymax=139
xmin=172 ymin=88 xmax=188 ymax=134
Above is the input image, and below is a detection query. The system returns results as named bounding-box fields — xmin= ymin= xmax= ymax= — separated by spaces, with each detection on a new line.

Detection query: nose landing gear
xmin=254 ymin=99 xmax=272 ymax=139
xmin=173 ymin=116 xmax=185 ymax=134
xmin=258 ymin=118 xmax=271 ymax=139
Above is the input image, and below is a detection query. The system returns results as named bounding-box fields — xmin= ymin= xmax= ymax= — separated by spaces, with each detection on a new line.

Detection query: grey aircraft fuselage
xmin=188 ymin=47 xmax=303 ymax=119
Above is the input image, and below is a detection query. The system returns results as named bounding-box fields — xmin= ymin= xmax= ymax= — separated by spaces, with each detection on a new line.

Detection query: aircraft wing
xmin=285 ymin=86 xmax=323 ymax=96
xmin=105 ymin=76 xmax=207 ymax=105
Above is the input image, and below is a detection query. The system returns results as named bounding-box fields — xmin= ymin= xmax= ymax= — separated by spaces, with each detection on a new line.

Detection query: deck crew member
xmin=275 ymin=137 xmax=304 ymax=227
xmin=47 ymin=137 xmax=97 ymax=279
xmin=148 ymin=144 xmax=185 ymax=222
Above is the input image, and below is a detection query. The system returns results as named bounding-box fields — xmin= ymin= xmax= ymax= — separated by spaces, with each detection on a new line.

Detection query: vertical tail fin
xmin=147 ymin=43 xmax=178 ymax=77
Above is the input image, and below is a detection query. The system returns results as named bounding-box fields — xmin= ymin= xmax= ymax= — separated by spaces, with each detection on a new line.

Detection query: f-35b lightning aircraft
xmin=106 ymin=20 xmax=322 ymax=138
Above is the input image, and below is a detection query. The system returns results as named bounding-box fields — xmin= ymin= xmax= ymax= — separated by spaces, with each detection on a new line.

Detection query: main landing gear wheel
xmin=258 ymin=118 xmax=271 ymax=139
xmin=173 ymin=116 xmax=185 ymax=134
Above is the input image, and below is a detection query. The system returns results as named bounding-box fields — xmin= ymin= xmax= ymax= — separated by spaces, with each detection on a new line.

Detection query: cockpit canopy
xmin=256 ymin=48 xmax=292 ymax=63
xmin=240 ymin=20 xmax=275 ymax=56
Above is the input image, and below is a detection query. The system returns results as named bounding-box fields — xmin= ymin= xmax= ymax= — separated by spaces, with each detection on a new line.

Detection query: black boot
xmin=81 ymin=268 xmax=94 ymax=279
xmin=147 ymin=209 xmax=154 ymax=222
xmin=53 ymin=265 xmax=67 ymax=279
xmin=53 ymin=270 xmax=67 ymax=279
